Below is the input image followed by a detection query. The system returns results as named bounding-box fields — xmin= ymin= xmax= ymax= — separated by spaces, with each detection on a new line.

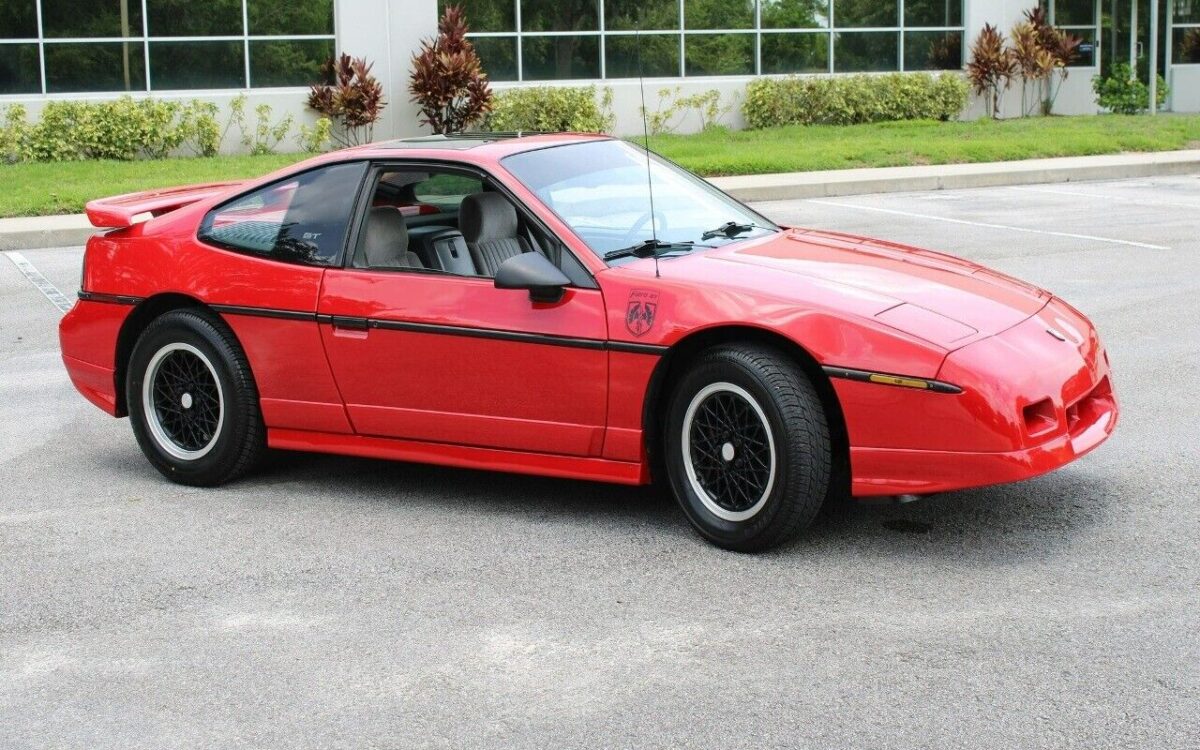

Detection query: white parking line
xmin=3 ymin=251 xmax=74 ymax=314
xmin=807 ymin=199 xmax=1171 ymax=251
xmin=1007 ymin=185 xmax=1200 ymax=211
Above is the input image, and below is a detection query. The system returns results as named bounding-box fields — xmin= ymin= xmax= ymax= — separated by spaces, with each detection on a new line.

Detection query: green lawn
xmin=1 ymin=154 xmax=305 ymax=219
xmin=3 ymin=114 xmax=1199 ymax=218
xmin=646 ymin=114 xmax=1200 ymax=176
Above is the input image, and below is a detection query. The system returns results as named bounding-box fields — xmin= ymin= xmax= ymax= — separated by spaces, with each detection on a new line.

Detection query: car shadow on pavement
xmin=250 ymin=449 xmax=1118 ymax=561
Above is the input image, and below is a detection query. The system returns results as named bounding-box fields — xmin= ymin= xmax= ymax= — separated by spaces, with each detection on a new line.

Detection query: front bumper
xmin=843 ymin=297 xmax=1117 ymax=497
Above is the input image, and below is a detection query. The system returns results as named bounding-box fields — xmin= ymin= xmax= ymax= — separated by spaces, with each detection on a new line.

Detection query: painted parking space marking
xmin=806 ymin=199 xmax=1171 ymax=251
xmin=3 ymin=251 xmax=73 ymax=314
xmin=1007 ymin=185 xmax=1200 ymax=211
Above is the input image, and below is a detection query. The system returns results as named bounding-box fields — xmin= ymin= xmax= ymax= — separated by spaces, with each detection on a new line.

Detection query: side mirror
xmin=494 ymin=252 xmax=571 ymax=304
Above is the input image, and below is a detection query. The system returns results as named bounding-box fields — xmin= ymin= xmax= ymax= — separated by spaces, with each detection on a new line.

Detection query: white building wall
xmin=337 ymin=0 xmax=438 ymax=139
xmin=1170 ymin=66 xmax=1200 ymax=112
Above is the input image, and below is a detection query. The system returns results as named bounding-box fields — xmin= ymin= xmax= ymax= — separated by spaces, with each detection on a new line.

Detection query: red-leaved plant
xmin=1024 ymin=6 xmax=1082 ymax=115
xmin=307 ymin=54 xmax=386 ymax=148
xmin=966 ymin=24 xmax=1017 ymax=119
xmin=409 ymin=4 xmax=493 ymax=134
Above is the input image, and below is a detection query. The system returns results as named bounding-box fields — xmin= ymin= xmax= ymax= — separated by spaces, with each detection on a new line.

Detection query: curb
xmin=4 ymin=150 xmax=1200 ymax=251
xmin=709 ymin=149 xmax=1200 ymax=202
xmin=0 ymin=215 xmax=95 ymax=252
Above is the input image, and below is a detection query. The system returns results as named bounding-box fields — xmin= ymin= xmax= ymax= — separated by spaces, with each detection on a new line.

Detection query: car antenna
xmin=636 ymin=20 xmax=660 ymax=278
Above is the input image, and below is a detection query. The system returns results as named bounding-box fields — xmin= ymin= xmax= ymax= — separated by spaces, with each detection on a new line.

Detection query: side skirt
xmin=267 ymin=428 xmax=650 ymax=486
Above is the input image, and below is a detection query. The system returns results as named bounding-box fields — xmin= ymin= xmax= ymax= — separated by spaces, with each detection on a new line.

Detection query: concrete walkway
xmin=4 ymin=149 xmax=1199 ymax=251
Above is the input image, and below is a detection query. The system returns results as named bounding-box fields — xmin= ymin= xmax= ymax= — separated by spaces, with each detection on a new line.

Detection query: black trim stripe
xmin=77 ymin=290 xmax=145 ymax=306
xmin=210 ymin=303 xmax=316 ymax=322
xmin=823 ymin=365 xmax=962 ymax=394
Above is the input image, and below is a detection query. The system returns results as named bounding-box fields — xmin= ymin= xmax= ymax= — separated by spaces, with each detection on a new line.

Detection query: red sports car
xmin=60 ymin=133 xmax=1117 ymax=551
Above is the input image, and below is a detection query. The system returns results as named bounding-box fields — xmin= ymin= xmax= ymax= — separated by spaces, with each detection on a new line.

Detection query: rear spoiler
xmin=85 ymin=181 xmax=243 ymax=228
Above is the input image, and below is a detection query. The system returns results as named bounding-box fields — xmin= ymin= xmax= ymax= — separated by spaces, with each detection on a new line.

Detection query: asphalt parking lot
xmin=3 ymin=176 xmax=1198 ymax=749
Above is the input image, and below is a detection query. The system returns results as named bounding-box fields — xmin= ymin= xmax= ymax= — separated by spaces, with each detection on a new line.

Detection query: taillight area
xmin=1022 ymin=398 xmax=1058 ymax=438
xmin=1067 ymin=376 xmax=1114 ymax=439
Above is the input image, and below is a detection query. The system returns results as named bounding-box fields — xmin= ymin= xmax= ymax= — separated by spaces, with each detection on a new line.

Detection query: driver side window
xmin=352 ymin=166 xmax=591 ymax=286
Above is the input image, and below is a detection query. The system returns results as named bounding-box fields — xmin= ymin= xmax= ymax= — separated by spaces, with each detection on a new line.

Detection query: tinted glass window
xmin=248 ymin=0 xmax=335 ymax=36
xmin=685 ymin=34 xmax=754 ymax=75
xmin=761 ymin=0 xmax=830 ymax=29
xmin=606 ymin=0 xmax=679 ymax=31
xmin=44 ymin=43 xmax=146 ymax=93
xmin=41 ymin=0 xmax=142 ymax=38
xmin=1 ymin=1 xmax=38 ymax=38
xmin=834 ymin=31 xmax=899 ymax=72
xmin=200 ymin=162 xmax=367 ymax=266
xmin=761 ymin=33 xmax=829 ymax=73
xmin=0 ymin=44 xmax=41 ymax=94
xmin=521 ymin=36 xmax=600 ymax=79
xmin=904 ymin=30 xmax=962 ymax=70
xmin=521 ymin=0 xmax=599 ymax=31
xmin=148 ymin=0 xmax=243 ymax=36
xmin=904 ymin=0 xmax=962 ymax=27
xmin=834 ymin=0 xmax=898 ymax=28
xmin=150 ymin=40 xmax=244 ymax=90
xmin=606 ymin=34 xmax=680 ymax=78
xmin=438 ymin=0 xmax=516 ymax=32
xmin=471 ymin=37 xmax=518 ymax=81
xmin=685 ymin=0 xmax=754 ymax=29
xmin=250 ymin=39 xmax=334 ymax=87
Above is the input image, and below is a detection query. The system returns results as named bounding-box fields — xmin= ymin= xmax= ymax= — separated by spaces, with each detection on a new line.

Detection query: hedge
xmin=486 ymin=85 xmax=614 ymax=133
xmin=742 ymin=72 xmax=969 ymax=129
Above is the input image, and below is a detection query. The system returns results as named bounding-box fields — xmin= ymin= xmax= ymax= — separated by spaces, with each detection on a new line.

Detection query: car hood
xmin=699 ymin=227 xmax=1051 ymax=348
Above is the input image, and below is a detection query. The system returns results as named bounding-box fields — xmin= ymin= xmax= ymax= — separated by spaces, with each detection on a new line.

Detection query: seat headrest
xmin=460 ymin=192 xmax=518 ymax=245
xmin=362 ymin=206 xmax=410 ymax=268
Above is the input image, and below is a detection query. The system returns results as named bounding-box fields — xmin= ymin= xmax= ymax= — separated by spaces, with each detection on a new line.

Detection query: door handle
xmin=330 ymin=316 xmax=368 ymax=330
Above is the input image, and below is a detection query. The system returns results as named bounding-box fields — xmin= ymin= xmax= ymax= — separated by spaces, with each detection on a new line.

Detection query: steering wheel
xmin=619 ymin=210 xmax=669 ymax=247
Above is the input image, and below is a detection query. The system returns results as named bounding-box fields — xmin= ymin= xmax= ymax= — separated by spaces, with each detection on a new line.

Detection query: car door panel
xmin=318 ymin=269 xmax=609 ymax=456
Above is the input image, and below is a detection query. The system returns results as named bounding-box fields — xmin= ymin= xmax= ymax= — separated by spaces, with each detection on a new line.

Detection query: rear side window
xmin=199 ymin=162 xmax=367 ymax=266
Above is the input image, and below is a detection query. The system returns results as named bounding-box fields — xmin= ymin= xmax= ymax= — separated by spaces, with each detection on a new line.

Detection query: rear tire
xmin=664 ymin=344 xmax=831 ymax=552
xmin=126 ymin=309 xmax=265 ymax=486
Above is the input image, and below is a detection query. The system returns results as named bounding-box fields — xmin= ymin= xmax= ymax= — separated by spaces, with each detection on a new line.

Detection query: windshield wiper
xmin=701 ymin=221 xmax=764 ymax=241
xmin=603 ymin=239 xmax=711 ymax=261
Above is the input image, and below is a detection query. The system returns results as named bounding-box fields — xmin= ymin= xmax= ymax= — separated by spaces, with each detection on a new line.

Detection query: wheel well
xmin=642 ymin=326 xmax=850 ymax=497
xmin=113 ymin=293 xmax=207 ymax=416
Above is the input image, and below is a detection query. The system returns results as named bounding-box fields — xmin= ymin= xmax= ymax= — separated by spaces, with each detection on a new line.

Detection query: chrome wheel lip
xmin=141 ymin=342 xmax=224 ymax=461
xmin=681 ymin=381 xmax=777 ymax=522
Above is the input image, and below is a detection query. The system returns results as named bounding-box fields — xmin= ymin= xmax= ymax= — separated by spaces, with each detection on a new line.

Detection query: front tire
xmin=126 ymin=308 xmax=265 ymax=486
xmin=665 ymin=345 xmax=831 ymax=551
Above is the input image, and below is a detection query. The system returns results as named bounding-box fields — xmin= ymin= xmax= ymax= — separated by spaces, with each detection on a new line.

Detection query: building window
xmin=0 ymin=0 xmax=335 ymax=95
xmin=447 ymin=0 xmax=964 ymax=82
xmin=1175 ymin=0 xmax=1200 ymax=64
xmin=1043 ymin=0 xmax=1100 ymax=67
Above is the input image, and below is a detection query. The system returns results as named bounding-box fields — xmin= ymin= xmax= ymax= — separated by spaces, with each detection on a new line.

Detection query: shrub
xmin=225 ymin=94 xmax=294 ymax=156
xmin=296 ymin=117 xmax=333 ymax=153
xmin=1093 ymin=62 xmax=1168 ymax=114
xmin=409 ymin=3 xmax=493 ymax=134
xmin=488 ymin=85 xmax=614 ymax=133
xmin=1 ymin=105 xmax=30 ymax=163
xmin=307 ymin=53 xmax=386 ymax=147
xmin=741 ymin=73 xmax=967 ymax=129
xmin=179 ymin=100 xmax=221 ymax=157
xmin=644 ymin=87 xmax=735 ymax=135
xmin=966 ymin=24 xmax=1016 ymax=119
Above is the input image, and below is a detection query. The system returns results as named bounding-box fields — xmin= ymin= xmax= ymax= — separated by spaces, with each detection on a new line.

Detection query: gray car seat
xmin=358 ymin=206 xmax=423 ymax=269
xmin=459 ymin=192 xmax=530 ymax=275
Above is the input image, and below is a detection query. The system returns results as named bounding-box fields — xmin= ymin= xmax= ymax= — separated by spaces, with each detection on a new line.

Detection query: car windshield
xmin=502 ymin=140 xmax=778 ymax=263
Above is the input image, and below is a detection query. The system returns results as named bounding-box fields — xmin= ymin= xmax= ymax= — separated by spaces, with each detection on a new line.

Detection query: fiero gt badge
xmin=626 ymin=290 xmax=659 ymax=337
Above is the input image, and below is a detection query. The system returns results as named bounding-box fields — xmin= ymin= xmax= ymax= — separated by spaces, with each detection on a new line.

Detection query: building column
xmin=335 ymin=0 xmax=439 ymax=140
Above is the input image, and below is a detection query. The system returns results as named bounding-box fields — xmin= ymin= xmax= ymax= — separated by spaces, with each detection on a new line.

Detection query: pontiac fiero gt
xmin=60 ymin=134 xmax=1117 ymax=550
